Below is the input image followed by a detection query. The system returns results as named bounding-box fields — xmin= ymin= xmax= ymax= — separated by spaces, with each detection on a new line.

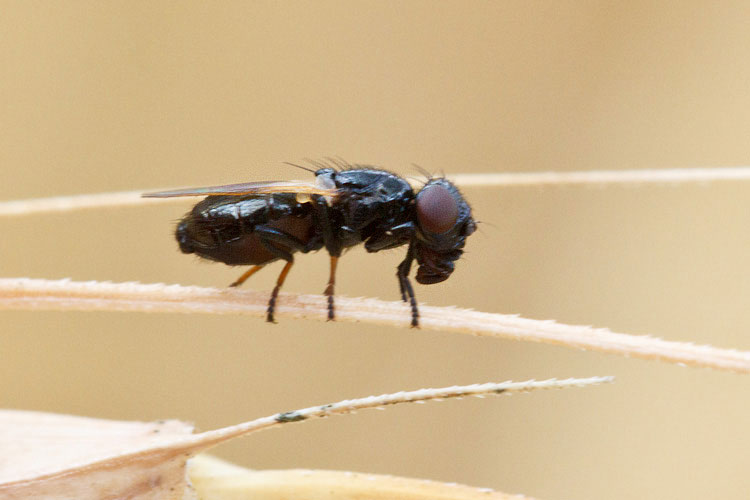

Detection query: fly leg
xmin=229 ymin=265 xmax=263 ymax=287
xmin=324 ymin=255 xmax=338 ymax=320
xmin=397 ymin=244 xmax=419 ymax=328
xmin=311 ymin=197 xmax=343 ymax=321
xmin=229 ymin=227 xmax=305 ymax=315
xmin=267 ymin=260 xmax=294 ymax=323
xmin=254 ymin=226 xmax=308 ymax=252
xmin=256 ymin=237 xmax=293 ymax=323
xmin=254 ymin=225 xmax=307 ymax=323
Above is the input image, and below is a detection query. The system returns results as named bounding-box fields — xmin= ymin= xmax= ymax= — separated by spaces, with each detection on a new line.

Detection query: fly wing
xmin=143 ymin=180 xmax=339 ymax=198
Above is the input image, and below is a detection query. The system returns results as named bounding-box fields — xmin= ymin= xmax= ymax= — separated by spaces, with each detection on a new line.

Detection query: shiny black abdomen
xmin=176 ymin=193 xmax=319 ymax=265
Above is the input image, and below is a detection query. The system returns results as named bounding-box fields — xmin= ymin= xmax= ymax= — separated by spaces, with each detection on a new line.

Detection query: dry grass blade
xmin=451 ymin=166 xmax=750 ymax=187
xmin=2 ymin=166 xmax=750 ymax=216
xmin=0 ymin=377 xmax=607 ymax=499
xmin=0 ymin=189 xmax=172 ymax=216
xmin=190 ymin=376 xmax=614 ymax=448
xmin=1 ymin=277 xmax=748 ymax=373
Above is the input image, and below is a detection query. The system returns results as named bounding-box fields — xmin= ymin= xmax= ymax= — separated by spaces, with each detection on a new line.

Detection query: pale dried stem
xmin=1 ymin=278 xmax=748 ymax=373
xmin=0 ymin=189 xmax=172 ymax=216
xmin=2 ymin=166 xmax=750 ymax=216
xmin=450 ymin=166 xmax=750 ymax=187
xmin=179 ymin=377 xmax=613 ymax=451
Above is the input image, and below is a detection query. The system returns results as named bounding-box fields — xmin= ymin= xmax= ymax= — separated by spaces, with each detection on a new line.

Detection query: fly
xmin=143 ymin=161 xmax=476 ymax=327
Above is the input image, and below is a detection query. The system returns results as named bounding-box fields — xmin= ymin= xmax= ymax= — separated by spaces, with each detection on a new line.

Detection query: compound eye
xmin=417 ymin=184 xmax=459 ymax=234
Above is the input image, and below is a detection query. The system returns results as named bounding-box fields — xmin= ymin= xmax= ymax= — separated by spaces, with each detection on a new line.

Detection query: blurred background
xmin=1 ymin=2 xmax=749 ymax=499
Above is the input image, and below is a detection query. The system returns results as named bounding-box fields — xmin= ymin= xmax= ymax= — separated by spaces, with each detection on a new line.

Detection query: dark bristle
xmin=411 ymin=163 xmax=434 ymax=182
xmin=283 ymin=161 xmax=317 ymax=174
xmin=325 ymin=156 xmax=351 ymax=170
xmin=303 ymin=158 xmax=330 ymax=171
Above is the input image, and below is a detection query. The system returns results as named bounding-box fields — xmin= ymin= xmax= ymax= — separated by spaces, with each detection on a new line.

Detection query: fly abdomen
xmin=175 ymin=193 xmax=320 ymax=266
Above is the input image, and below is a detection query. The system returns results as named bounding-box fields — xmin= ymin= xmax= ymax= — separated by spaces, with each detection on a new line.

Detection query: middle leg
xmin=267 ymin=259 xmax=294 ymax=323
xmin=324 ymin=255 xmax=338 ymax=320
xmin=310 ymin=196 xmax=344 ymax=322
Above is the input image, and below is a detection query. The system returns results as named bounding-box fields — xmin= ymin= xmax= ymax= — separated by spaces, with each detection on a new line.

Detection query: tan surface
xmin=1 ymin=2 xmax=749 ymax=499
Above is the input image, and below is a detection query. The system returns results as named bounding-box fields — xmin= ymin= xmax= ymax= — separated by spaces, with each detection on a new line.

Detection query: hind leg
xmin=229 ymin=265 xmax=264 ymax=287
xmin=253 ymin=235 xmax=296 ymax=323
xmin=267 ymin=259 xmax=294 ymax=323
xmin=242 ymin=225 xmax=308 ymax=323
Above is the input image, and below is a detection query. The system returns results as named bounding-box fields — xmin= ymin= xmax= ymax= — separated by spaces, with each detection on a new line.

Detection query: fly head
xmin=413 ymin=178 xmax=476 ymax=284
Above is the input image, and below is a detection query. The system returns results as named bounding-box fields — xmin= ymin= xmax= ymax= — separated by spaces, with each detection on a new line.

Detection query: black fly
xmin=143 ymin=162 xmax=476 ymax=327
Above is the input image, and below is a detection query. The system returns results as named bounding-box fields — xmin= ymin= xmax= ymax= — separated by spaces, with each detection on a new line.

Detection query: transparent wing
xmin=142 ymin=180 xmax=339 ymax=198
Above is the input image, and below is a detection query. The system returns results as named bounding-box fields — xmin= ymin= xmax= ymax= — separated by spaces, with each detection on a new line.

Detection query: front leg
xmin=396 ymin=243 xmax=419 ymax=328
xmin=365 ymin=222 xmax=415 ymax=253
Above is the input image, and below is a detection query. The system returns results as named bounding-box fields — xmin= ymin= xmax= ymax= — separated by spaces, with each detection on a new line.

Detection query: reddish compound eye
xmin=417 ymin=184 xmax=459 ymax=234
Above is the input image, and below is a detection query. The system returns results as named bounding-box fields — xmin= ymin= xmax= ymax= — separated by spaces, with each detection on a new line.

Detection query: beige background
xmin=2 ymin=2 xmax=750 ymax=499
